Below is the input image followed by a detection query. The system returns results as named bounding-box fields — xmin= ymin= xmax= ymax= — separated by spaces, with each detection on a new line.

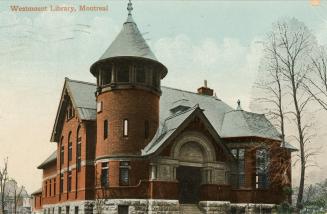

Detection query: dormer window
xmin=117 ymin=64 xmax=130 ymax=83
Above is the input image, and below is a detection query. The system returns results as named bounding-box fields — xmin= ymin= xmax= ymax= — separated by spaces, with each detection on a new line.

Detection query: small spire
xmin=236 ymin=99 xmax=242 ymax=110
xmin=127 ymin=0 xmax=133 ymax=16
xmin=126 ymin=0 xmax=134 ymax=23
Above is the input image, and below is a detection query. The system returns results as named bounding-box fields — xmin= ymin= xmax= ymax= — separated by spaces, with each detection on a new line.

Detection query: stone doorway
xmin=177 ymin=166 xmax=201 ymax=204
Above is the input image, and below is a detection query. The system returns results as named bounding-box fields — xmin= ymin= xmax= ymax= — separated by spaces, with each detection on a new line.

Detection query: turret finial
xmin=127 ymin=0 xmax=133 ymax=16
xmin=236 ymin=99 xmax=242 ymax=110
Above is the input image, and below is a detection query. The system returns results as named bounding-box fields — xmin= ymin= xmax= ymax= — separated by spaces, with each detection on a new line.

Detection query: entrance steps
xmin=180 ymin=204 xmax=204 ymax=214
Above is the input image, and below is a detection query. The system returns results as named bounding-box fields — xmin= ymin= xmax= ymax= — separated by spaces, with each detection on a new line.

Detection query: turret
xmin=91 ymin=1 xmax=167 ymax=158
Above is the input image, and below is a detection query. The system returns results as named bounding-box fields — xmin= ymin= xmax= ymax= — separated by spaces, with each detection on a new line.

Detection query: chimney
xmin=197 ymin=80 xmax=214 ymax=96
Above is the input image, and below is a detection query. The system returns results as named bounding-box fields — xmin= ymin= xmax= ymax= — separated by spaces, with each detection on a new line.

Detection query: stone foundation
xmin=41 ymin=200 xmax=277 ymax=214
xmin=199 ymin=201 xmax=231 ymax=213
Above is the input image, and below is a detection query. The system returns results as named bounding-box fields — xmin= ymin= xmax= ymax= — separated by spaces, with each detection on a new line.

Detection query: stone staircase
xmin=180 ymin=204 xmax=204 ymax=214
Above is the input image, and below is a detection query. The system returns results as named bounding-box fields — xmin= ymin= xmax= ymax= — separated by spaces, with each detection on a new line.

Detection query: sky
xmin=0 ymin=0 xmax=327 ymax=194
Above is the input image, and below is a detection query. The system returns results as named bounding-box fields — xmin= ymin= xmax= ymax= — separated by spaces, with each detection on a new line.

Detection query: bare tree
xmin=0 ymin=159 xmax=8 ymax=214
xmin=304 ymin=47 xmax=327 ymax=111
xmin=8 ymin=180 xmax=25 ymax=214
xmin=251 ymin=17 xmax=319 ymax=210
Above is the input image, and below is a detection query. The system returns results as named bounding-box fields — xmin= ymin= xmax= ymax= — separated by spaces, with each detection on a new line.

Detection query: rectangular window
xmin=104 ymin=120 xmax=108 ymax=139
xmin=119 ymin=161 xmax=130 ymax=186
xmin=256 ymin=149 xmax=269 ymax=189
xmin=74 ymin=206 xmax=79 ymax=214
xmin=117 ymin=65 xmax=130 ymax=82
xmin=231 ymin=148 xmax=245 ymax=188
xmin=101 ymin=162 xmax=109 ymax=187
xmin=136 ymin=65 xmax=146 ymax=83
xmin=60 ymin=173 xmax=64 ymax=193
xmin=152 ymin=70 xmax=158 ymax=88
xmin=54 ymin=178 xmax=56 ymax=196
xmin=58 ymin=207 xmax=61 ymax=214
xmin=68 ymin=171 xmax=72 ymax=192
xmin=101 ymin=66 xmax=112 ymax=85
xmin=45 ymin=181 xmax=48 ymax=197
xmin=66 ymin=206 xmax=69 ymax=214
xmin=123 ymin=119 xmax=128 ymax=137
xmin=68 ymin=142 xmax=72 ymax=162
xmin=118 ymin=205 xmax=129 ymax=214
xmin=144 ymin=120 xmax=149 ymax=139
xmin=49 ymin=179 xmax=52 ymax=196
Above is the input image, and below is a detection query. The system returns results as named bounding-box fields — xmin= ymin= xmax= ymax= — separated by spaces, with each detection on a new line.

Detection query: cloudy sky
xmin=0 ymin=0 xmax=326 ymax=193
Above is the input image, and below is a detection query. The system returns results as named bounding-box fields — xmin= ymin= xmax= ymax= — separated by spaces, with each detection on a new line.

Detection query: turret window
xmin=101 ymin=65 xmax=112 ymax=85
xmin=123 ymin=119 xmax=128 ymax=137
xmin=117 ymin=65 xmax=130 ymax=83
xmin=136 ymin=65 xmax=146 ymax=83
xmin=104 ymin=120 xmax=109 ymax=139
xmin=152 ymin=70 xmax=159 ymax=88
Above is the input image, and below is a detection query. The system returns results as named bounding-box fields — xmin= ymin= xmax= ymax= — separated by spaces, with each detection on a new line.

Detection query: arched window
xmin=256 ymin=149 xmax=269 ymax=189
xmin=76 ymin=126 xmax=81 ymax=172
xmin=104 ymin=120 xmax=109 ymax=139
xmin=68 ymin=132 xmax=72 ymax=162
xmin=60 ymin=137 xmax=64 ymax=166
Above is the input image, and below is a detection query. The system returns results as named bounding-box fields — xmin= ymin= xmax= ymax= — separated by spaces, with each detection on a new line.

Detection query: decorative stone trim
xmin=199 ymin=201 xmax=231 ymax=213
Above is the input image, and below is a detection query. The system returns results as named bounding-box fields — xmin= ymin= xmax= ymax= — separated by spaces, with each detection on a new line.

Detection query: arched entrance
xmin=172 ymin=136 xmax=215 ymax=204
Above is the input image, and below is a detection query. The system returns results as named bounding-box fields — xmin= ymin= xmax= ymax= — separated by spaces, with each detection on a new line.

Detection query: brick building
xmin=32 ymin=1 xmax=296 ymax=214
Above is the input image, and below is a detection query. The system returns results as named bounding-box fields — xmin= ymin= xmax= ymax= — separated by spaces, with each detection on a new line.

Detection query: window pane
xmin=101 ymin=66 xmax=112 ymax=85
xmin=136 ymin=65 xmax=146 ymax=83
xmin=117 ymin=65 xmax=129 ymax=82
xmin=104 ymin=120 xmax=108 ymax=139
xmin=120 ymin=168 xmax=129 ymax=185
xmin=123 ymin=120 xmax=128 ymax=137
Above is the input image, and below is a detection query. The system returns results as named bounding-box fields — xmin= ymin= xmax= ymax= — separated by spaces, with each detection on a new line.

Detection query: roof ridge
xmin=161 ymin=85 xmax=221 ymax=101
xmin=66 ymin=77 xmax=96 ymax=86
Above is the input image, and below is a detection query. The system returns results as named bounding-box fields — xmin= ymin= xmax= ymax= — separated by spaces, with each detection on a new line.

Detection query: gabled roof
xmin=50 ymin=78 xmax=96 ymax=142
xmin=49 ymin=79 xmax=282 ymax=148
xmin=37 ymin=151 xmax=56 ymax=169
xmin=31 ymin=188 xmax=42 ymax=195
xmin=220 ymin=109 xmax=281 ymax=140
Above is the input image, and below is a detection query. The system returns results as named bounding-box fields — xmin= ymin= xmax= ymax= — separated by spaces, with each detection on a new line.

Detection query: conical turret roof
xmin=99 ymin=17 xmax=157 ymax=62
xmin=91 ymin=1 xmax=167 ymax=77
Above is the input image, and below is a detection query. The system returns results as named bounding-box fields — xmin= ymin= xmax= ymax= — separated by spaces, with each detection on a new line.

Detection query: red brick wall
xmin=32 ymin=193 xmax=42 ymax=211
xmin=96 ymin=89 xmax=159 ymax=157
xmin=42 ymin=105 xmax=96 ymax=206
xmin=225 ymin=137 xmax=292 ymax=204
